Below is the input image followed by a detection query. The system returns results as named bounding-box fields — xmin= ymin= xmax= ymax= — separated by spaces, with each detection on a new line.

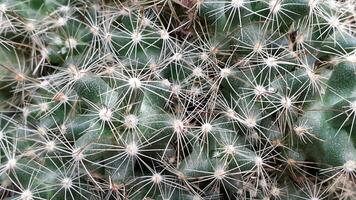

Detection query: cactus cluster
xmin=0 ymin=0 xmax=356 ymax=199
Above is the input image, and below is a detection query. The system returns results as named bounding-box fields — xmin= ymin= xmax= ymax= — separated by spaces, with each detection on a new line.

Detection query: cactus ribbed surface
xmin=0 ymin=0 xmax=355 ymax=199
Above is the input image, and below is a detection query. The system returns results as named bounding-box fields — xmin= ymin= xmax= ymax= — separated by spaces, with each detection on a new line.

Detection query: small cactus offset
xmin=1 ymin=0 xmax=356 ymax=199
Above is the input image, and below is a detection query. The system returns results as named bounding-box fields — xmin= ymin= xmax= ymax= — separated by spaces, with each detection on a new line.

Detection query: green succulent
xmin=0 ymin=0 xmax=355 ymax=199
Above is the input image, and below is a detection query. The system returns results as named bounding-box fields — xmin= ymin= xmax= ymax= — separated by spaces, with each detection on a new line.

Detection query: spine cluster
xmin=0 ymin=0 xmax=355 ymax=199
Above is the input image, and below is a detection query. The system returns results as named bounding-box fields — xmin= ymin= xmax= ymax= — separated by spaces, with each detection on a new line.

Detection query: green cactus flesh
xmin=0 ymin=0 xmax=356 ymax=199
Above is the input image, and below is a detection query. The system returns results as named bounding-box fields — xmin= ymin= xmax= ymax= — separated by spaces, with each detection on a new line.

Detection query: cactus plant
xmin=0 ymin=0 xmax=355 ymax=199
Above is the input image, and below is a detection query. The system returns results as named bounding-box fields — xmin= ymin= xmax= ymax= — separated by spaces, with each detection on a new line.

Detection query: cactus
xmin=0 ymin=0 xmax=355 ymax=199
